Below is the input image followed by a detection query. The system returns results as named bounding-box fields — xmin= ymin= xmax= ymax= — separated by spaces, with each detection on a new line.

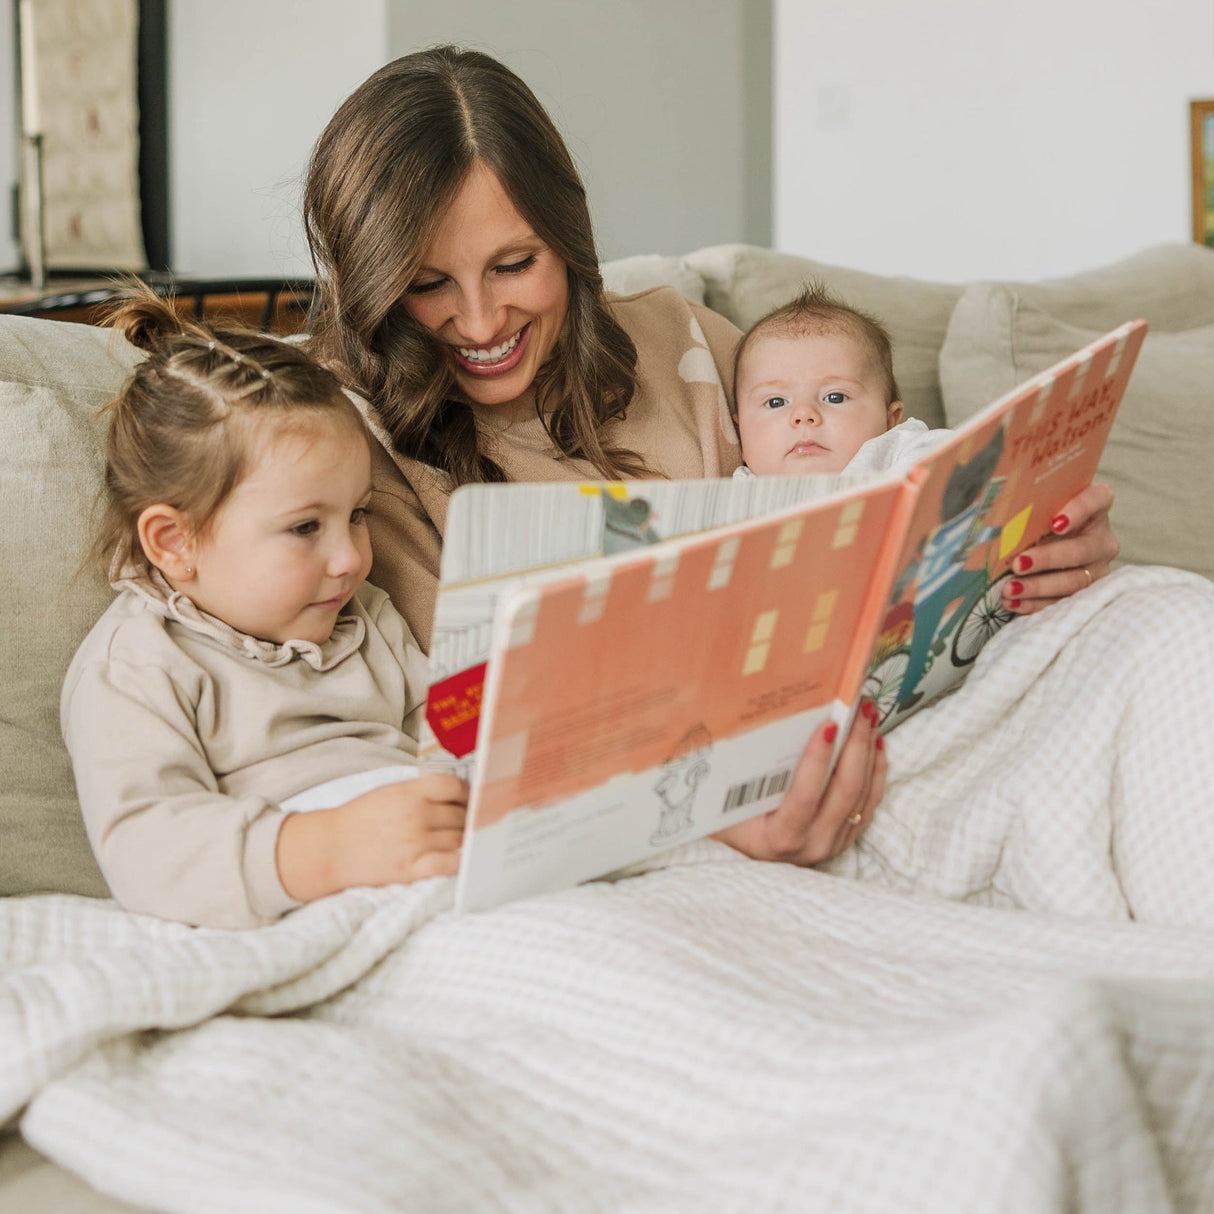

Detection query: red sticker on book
xmin=425 ymin=663 xmax=486 ymax=758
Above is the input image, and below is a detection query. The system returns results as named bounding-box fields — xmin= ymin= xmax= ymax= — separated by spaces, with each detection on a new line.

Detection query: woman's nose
xmin=453 ymin=283 xmax=504 ymax=345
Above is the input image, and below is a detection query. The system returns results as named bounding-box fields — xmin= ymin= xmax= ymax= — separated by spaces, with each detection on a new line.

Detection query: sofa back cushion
xmin=0 ymin=315 xmax=140 ymax=896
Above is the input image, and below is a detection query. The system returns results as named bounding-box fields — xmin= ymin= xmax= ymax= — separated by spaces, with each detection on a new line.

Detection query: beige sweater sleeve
xmin=63 ymin=652 xmax=300 ymax=930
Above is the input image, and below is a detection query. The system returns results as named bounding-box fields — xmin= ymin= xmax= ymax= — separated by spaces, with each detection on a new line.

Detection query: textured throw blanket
xmin=3 ymin=566 xmax=1213 ymax=1214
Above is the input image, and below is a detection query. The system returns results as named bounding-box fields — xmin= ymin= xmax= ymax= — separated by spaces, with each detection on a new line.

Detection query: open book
xmin=421 ymin=319 xmax=1147 ymax=912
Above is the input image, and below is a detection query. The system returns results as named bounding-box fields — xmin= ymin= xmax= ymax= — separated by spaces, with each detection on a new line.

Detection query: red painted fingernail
xmin=1008 ymin=581 xmax=1024 ymax=596
xmin=1051 ymin=513 xmax=1070 ymax=533
xmin=1008 ymin=599 xmax=1021 ymax=610
xmin=1016 ymin=554 xmax=1034 ymax=573
xmin=823 ymin=722 xmax=839 ymax=744
xmin=875 ymin=734 xmax=884 ymax=751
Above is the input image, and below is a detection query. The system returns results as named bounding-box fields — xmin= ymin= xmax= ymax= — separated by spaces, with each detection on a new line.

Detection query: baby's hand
xmin=277 ymin=773 xmax=469 ymax=901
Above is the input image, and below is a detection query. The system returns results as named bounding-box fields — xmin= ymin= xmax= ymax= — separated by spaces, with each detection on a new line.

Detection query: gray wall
xmin=387 ymin=0 xmax=771 ymax=260
xmin=0 ymin=1 xmax=771 ymax=279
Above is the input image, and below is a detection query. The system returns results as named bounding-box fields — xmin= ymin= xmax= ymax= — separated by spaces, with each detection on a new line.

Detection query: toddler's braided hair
xmin=89 ymin=283 xmax=365 ymax=578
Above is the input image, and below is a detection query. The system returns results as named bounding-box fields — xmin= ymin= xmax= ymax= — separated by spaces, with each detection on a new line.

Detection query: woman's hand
xmin=713 ymin=702 xmax=886 ymax=865
xmin=1001 ymin=482 xmax=1119 ymax=615
xmin=277 ymin=772 xmax=468 ymax=902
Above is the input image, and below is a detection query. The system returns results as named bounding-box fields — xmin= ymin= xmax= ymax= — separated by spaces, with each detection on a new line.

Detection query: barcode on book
xmin=721 ymin=768 xmax=792 ymax=814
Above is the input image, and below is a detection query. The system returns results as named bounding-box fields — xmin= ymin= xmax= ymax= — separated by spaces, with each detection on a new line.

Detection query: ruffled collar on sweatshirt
xmin=110 ymin=566 xmax=367 ymax=672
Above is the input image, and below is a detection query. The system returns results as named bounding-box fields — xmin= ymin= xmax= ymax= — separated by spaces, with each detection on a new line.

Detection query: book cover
xmin=433 ymin=319 xmax=1147 ymax=912
xmin=864 ymin=316 xmax=1147 ymax=728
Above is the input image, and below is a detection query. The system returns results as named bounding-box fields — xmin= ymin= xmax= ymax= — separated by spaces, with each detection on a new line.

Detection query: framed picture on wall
xmin=1191 ymin=99 xmax=1214 ymax=248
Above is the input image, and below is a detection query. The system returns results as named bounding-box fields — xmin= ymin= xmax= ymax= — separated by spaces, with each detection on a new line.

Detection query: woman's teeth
xmin=457 ymin=330 xmax=521 ymax=364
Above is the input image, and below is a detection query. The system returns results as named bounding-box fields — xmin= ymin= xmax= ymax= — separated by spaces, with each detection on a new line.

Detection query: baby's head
xmin=733 ymin=285 xmax=903 ymax=475
xmin=95 ymin=288 xmax=375 ymax=645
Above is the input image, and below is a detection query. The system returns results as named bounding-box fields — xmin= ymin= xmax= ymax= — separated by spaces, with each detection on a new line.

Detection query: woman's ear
xmin=137 ymin=504 xmax=197 ymax=580
xmin=887 ymin=400 xmax=904 ymax=429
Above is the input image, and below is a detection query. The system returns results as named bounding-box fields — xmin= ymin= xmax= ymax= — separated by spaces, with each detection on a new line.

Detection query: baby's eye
xmin=761 ymin=396 xmax=789 ymax=410
xmin=290 ymin=520 xmax=319 ymax=538
xmin=823 ymin=391 xmax=848 ymax=405
xmin=495 ymin=254 xmax=537 ymax=276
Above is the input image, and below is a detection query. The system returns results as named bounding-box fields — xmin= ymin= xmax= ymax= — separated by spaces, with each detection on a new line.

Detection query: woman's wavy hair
xmin=91 ymin=285 xmax=366 ymax=579
xmin=303 ymin=45 xmax=648 ymax=484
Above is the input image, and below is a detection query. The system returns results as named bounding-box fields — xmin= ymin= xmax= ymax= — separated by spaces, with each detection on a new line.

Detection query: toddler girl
xmin=61 ymin=290 xmax=467 ymax=929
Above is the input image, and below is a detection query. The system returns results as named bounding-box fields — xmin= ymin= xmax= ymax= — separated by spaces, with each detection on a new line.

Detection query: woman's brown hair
xmin=303 ymin=45 xmax=648 ymax=485
xmin=92 ymin=286 xmax=365 ymax=579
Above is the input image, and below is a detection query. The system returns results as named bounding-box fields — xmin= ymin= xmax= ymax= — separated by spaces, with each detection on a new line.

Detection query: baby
xmin=732 ymin=285 xmax=947 ymax=478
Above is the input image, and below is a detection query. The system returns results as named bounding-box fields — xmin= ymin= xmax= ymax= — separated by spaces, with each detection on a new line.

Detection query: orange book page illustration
xmin=471 ymin=480 xmax=908 ymax=828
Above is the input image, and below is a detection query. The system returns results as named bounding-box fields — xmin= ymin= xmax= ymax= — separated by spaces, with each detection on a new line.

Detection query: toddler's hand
xmin=277 ymin=772 xmax=469 ymax=901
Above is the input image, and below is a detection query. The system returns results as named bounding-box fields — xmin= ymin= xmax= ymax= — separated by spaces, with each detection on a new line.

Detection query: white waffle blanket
xmin=3 ymin=566 xmax=1214 ymax=1214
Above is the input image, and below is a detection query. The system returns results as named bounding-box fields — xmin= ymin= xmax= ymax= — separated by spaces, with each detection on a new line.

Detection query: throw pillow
xmin=0 ymin=315 xmax=141 ymax=896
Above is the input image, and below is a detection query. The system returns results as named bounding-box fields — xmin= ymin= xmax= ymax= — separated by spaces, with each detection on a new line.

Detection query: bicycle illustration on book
xmin=863 ymin=425 xmax=1017 ymax=725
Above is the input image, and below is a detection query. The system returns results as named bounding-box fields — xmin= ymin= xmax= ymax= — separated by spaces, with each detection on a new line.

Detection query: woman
xmin=302 ymin=47 xmax=1137 ymax=877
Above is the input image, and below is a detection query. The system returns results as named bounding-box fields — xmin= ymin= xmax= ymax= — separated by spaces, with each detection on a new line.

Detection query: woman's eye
xmin=495 ymin=254 xmax=537 ymax=276
xmin=290 ymin=521 xmax=319 ymax=538
xmin=405 ymin=277 xmax=445 ymax=296
xmin=823 ymin=391 xmax=848 ymax=405
xmin=762 ymin=396 xmax=789 ymax=410
xmin=351 ymin=506 xmax=370 ymax=525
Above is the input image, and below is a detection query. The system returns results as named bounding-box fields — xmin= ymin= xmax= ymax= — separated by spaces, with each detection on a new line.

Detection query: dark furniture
xmin=0 ymin=275 xmax=317 ymax=335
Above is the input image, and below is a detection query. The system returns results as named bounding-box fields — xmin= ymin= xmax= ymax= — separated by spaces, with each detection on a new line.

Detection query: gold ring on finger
xmin=846 ymin=812 xmax=863 ymax=826
xmin=1082 ymin=567 xmax=1093 ymax=588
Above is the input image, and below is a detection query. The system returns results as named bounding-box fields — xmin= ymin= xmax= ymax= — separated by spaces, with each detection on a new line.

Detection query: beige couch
xmin=5 ymin=240 xmax=1214 ymax=905
xmin=1 ymin=240 xmax=1214 ymax=1209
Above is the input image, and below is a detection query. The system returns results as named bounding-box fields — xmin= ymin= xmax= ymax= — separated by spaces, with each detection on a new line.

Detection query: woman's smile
xmin=451 ymin=323 xmax=530 ymax=375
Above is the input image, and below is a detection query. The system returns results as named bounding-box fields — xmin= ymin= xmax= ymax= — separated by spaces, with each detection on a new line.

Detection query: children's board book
xmin=422 ymin=319 xmax=1147 ymax=913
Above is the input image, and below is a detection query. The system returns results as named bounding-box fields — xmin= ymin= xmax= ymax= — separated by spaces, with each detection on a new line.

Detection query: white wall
xmin=775 ymin=0 xmax=1214 ymax=280
xmin=168 ymin=0 xmax=387 ymax=277
xmin=386 ymin=0 xmax=770 ymax=260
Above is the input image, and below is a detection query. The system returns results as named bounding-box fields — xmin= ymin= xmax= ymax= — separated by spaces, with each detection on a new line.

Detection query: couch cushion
xmin=939 ymin=284 xmax=1214 ymax=581
xmin=0 ymin=315 xmax=141 ymax=896
xmin=1002 ymin=241 xmax=1214 ymax=333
